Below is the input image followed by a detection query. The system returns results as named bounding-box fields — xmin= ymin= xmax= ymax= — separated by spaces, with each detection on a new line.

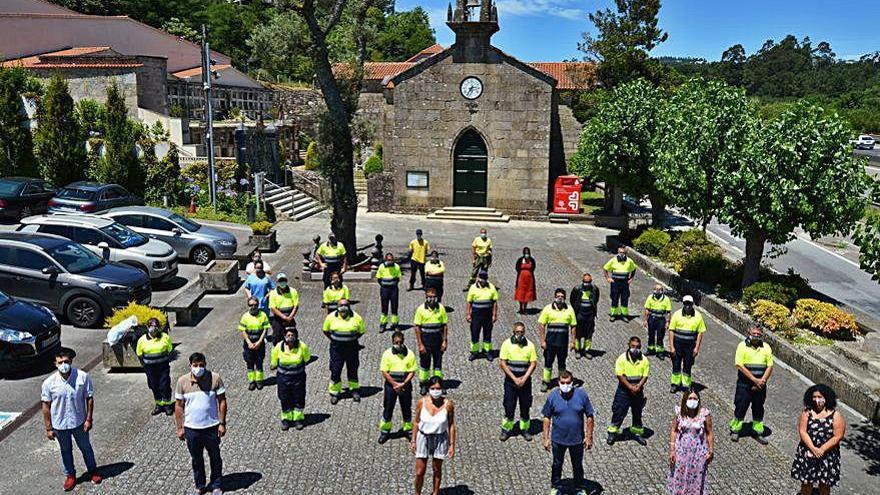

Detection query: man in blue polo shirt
xmin=541 ymin=370 xmax=595 ymax=495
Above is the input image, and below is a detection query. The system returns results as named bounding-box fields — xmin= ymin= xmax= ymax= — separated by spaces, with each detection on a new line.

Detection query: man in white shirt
xmin=40 ymin=348 xmax=102 ymax=491
xmin=175 ymin=352 xmax=227 ymax=495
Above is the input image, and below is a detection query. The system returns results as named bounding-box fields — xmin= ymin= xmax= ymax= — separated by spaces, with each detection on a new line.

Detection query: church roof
xmin=1 ymin=46 xmax=144 ymax=69
xmin=405 ymin=44 xmax=445 ymax=63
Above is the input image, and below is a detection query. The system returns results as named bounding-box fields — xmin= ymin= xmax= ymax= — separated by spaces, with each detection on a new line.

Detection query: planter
xmin=102 ymin=325 xmax=146 ymax=370
xmin=248 ymin=230 xmax=278 ymax=252
xmin=200 ymin=260 xmax=240 ymax=293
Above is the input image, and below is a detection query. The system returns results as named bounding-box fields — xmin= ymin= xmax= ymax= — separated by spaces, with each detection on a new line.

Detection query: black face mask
xmin=629 ymin=348 xmax=642 ymax=360
xmin=332 ymin=280 xmax=341 ymax=288
xmin=617 ymin=254 xmax=627 ymax=262
xmin=653 ymin=292 xmax=663 ymax=299
xmin=553 ymin=298 xmax=567 ymax=309
xmin=477 ymin=280 xmax=488 ymax=287
xmin=285 ymin=337 xmax=299 ymax=348
xmin=512 ymin=334 xmax=526 ymax=346
xmin=393 ymin=344 xmax=407 ymax=355
xmin=747 ymin=336 xmax=763 ymax=347
xmin=426 ymin=297 xmax=439 ymax=309
xmin=582 ymin=282 xmax=592 ymax=290
xmin=338 ymin=307 xmax=351 ymax=317
xmin=683 ymin=305 xmax=695 ymax=317
xmin=384 ymin=260 xmax=394 ymax=266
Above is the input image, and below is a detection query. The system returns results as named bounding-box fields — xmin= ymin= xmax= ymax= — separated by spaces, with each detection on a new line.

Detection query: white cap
xmin=682 ymin=295 xmax=694 ymax=303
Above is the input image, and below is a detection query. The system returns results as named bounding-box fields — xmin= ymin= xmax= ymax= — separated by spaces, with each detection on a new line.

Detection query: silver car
xmin=104 ymin=206 xmax=238 ymax=265
xmin=17 ymin=214 xmax=178 ymax=283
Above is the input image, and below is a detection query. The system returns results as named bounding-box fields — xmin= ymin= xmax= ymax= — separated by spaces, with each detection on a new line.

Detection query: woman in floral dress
xmin=791 ymin=384 xmax=846 ymax=495
xmin=668 ymin=390 xmax=714 ymax=495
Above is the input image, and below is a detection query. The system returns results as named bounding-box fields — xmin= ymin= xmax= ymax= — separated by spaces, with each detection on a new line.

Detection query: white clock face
xmin=460 ymin=77 xmax=483 ymax=100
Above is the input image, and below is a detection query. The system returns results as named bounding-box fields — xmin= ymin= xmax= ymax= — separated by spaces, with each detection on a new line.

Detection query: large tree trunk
xmin=741 ymin=231 xmax=766 ymax=288
xmin=648 ymin=192 xmax=666 ymax=227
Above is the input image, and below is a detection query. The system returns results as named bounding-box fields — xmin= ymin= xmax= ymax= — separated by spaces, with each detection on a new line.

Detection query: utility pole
xmin=201 ymin=24 xmax=217 ymax=212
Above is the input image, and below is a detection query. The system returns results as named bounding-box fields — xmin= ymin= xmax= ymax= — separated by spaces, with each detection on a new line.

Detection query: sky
xmin=395 ymin=0 xmax=880 ymax=62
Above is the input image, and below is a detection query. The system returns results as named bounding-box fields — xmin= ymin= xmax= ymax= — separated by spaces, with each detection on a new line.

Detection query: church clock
xmin=460 ymin=77 xmax=483 ymax=100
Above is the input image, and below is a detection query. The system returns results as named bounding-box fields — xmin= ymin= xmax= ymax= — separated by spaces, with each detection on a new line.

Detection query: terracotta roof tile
xmin=405 ymin=43 xmax=445 ymax=62
xmin=171 ymin=64 xmax=233 ymax=79
xmin=1 ymin=46 xmax=142 ymax=69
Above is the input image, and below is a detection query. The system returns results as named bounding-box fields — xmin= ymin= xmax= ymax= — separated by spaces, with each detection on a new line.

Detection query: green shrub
xmin=363 ymin=153 xmax=383 ymax=177
xmin=105 ymin=302 xmax=167 ymax=329
xmin=251 ymin=221 xmax=274 ymax=235
xmin=793 ymin=299 xmax=860 ymax=340
xmin=304 ymin=142 xmax=319 ymax=171
xmin=750 ymin=299 xmax=791 ymax=332
xmin=678 ymin=243 xmax=731 ymax=286
xmin=742 ymin=281 xmax=799 ymax=308
xmin=659 ymin=229 xmax=716 ymax=271
xmin=633 ymin=228 xmax=671 ymax=256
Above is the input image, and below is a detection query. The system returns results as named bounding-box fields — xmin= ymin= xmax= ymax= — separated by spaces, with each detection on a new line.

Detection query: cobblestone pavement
xmin=1 ymin=211 xmax=877 ymax=495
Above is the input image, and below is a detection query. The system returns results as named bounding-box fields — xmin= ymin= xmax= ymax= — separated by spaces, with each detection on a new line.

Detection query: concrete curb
xmin=607 ymin=235 xmax=880 ymax=424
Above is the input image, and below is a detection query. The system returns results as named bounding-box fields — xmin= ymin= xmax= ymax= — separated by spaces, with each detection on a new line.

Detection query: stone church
xmin=357 ymin=0 xmax=593 ymax=216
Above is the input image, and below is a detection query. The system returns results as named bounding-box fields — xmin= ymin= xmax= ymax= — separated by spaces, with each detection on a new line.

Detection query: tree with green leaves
xmin=578 ymin=0 xmax=669 ymax=88
xmin=654 ymin=79 xmax=757 ymax=228
xmin=91 ymin=82 xmax=144 ymax=194
xmin=34 ymin=74 xmax=88 ymax=187
xmin=161 ymin=17 xmax=199 ymax=42
xmin=570 ymin=78 xmax=668 ymax=225
xmin=0 ymin=66 xmax=40 ymax=178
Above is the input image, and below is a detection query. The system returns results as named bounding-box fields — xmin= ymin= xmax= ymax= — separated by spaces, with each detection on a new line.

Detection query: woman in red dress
xmin=514 ymin=247 xmax=537 ymax=314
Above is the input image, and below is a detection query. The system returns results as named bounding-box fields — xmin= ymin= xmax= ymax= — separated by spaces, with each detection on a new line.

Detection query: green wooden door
xmin=453 ymin=130 xmax=488 ymax=207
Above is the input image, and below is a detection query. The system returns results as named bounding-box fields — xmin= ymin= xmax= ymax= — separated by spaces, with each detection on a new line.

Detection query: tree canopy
xmin=34 ymin=74 xmax=88 ymax=187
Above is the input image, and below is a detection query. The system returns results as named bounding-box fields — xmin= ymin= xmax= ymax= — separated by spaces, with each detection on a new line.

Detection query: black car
xmin=0 ymin=232 xmax=151 ymax=327
xmin=0 ymin=177 xmax=56 ymax=220
xmin=48 ymin=182 xmax=142 ymax=214
xmin=0 ymin=291 xmax=61 ymax=374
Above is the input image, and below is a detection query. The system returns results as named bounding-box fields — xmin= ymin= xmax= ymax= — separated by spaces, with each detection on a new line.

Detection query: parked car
xmin=0 ymin=232 xmax=151 ymax=327
xmin=0 ymin=177 xmax=56 ymax=220
xmin=855 ymin=135 xmax=876 ymax=150
xmin=17 ymin=214 xmax=178 ymax=283
xmin=105 ymin=206 xmax=238 ymax=265
xmin=0 ymin=290 xmax=61 ymax=374
xmin=48 ymin=182 xmax=142 ymax=214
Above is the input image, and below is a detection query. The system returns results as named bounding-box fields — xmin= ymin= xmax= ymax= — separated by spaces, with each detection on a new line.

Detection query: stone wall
xmin=134 ymin=56 xmax=168 ymax=114
xmin=34 ymin=69 xmax=140 ymax=116
xmin=366 ymin=172 xmax=394 ymax=212
xmin=385 ymin=49 xmax=554 ymax=214
xmin=271 ymin=86 xmax=325 ymax=137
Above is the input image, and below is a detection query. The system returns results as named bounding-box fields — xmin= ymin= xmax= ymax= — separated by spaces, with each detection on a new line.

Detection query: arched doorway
xmin=452 ymin=129 xmax=488 ymax=207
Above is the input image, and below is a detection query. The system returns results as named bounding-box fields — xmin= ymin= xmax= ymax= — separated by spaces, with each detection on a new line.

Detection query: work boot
xmin=164 ymin=405 xmax=175 ymax=416
xmin=633 ymin=434 xmax=647 ymax=446
xmin=379 ymin=323 xmax=387 ymax=333
xmin=486 ymin=352 xmax=494 ymax=362
xmin=669 ymin=384 xmax=678 ymax=394
xmin=294 ymin=421 xmax=304 ymax=431
xmin=522 ymin=430 xmax=533 ymax=442
xmin=575 ymin=350 xmax=582 ymax=360
xmin=248 ymin=382 xmax=257 ymax=391
xmin=584 ymin=351 xmax=593 ymax=360
xmin=281 ymin=420 xmax=291 ymax=431
xmin=729 ymin=431 xmax=739 ymax=442
xmin=541 ymin=382 xmax=549 ymax=393
xmin=151 ymin=405 xmax=163 ymax=416
xmin=754 ymin=433 xmax=768 ymax=445
xmin=330 ymin=395 xmax=340 ymax=405
xmin=378 ymin=432 xmax=391 ymax=444
xmin=645 ymin=347 xmax=655 ymax=357
xmin=468 ymin=352 xmax=478 ymax=362
xmin=352 ymin=390 xmax=361 ymax=402
xmin=499 ymin=430 xmax=510 ymax=442
xmin=63 ymin=474 xmax=76 ymax=491
xmin=255 ymin=380 xmax=264 ymax=390
xmin=606 ymin=433 xmax=616 ymax=446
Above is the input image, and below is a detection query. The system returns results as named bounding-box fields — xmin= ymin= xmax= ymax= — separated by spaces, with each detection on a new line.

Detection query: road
xmin=702 ymin=219 xmax=880 ymax=319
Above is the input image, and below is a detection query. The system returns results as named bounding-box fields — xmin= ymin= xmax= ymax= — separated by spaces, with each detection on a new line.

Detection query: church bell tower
xmin=447 ymin=0 xmax=499 ymax=61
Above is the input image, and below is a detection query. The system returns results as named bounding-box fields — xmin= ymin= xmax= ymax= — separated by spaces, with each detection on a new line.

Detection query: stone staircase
xmin=354 ymin=168 xmax=367 ymax=196
xmin=263 ymin=181 xmax=325 ymax=221
xmin=426 ymin=206 xmax=510 ymax=223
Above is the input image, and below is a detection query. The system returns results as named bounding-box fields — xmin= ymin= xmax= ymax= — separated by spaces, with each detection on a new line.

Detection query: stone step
xmin=439 ymin=206 xmax=500 ymax=213
xmin=426 ymin=212 xmax=510 ymax=223
xmin=264 ymin=189 xmax=292 ymax=203
xmin=293 ymin=204 xmax=325 ymax=221
xmin=431 ymin=209 xmax=506 ymax=219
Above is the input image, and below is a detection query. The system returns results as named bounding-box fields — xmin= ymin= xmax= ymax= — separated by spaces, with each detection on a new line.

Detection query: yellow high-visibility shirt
xmin=472 ymin=236 xmax=492 ymax=257
xmin=317 ymin=243 xmax=346 ymax=264
xmin=644 ymin=294 xmax=672 ymax=316
xmin=603 ymin=257 xmax=637 ymax=280
xmin=270 ymin=341 xmax=311 ymax=375
xmin=136 ymin=333 xmax=173 ymax=364
xmin=323 ymin=285 xmax=350 ymax=308
xmin=269 ymin=288 xmax=299 ymax=311
xmin=500 ymin=338 xmax=538 ymax=377
xmin=467 ymin=283 xmax=498 ymax=310
xmin=425 ymin=260 xmax=445 ymax=276
xmin=615 ymin=352 xmax=650 ymax=385
xmin=735 ymin=341 xmax=773 ymax=379
xmin=376 ymin=263 xmax=402 ymax=286
xmin=409 ymin=239 xmax=430 ymax=264
xmin=668 ymin=309 xmax=706 ymax=342
xmin=379 ymin=347 xmax=418 ymax=381
xmin=322 ymin=311 xmax=366 ymax=342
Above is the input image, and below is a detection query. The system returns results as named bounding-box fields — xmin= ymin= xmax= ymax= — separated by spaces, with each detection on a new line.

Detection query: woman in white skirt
xmin=412 ymin=377 xmax=456 ymax=495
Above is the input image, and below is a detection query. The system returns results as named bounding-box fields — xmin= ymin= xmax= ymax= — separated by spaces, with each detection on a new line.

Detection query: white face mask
xmin=559 ymin=383 xmax=573 ymax=394
xmin=57 ymin=362 xmax=71 ymax=374
xmin=428 ymin=389 xmax=443 ymax=399
xmin=686 ymin=399 xmax=699 ymax=410
xmin=191 ymin=366 xmax=206 ymax=378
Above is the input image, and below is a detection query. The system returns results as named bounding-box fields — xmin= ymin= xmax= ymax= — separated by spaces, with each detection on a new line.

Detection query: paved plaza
xmin=0 ymin=211 xmax=878 ymax=494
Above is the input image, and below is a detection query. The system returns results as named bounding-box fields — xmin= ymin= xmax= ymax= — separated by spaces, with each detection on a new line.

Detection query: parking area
xmin=0 ymin=218 xmax=251 ymax=417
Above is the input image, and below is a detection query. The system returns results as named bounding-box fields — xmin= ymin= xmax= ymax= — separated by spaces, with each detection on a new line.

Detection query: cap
xmin=416 ymin=229 xmax=423 ymax=235
xmin=277 ymin=273 xmax=288 ymax=281
xmin=682 ymin=295 xmax=694 ymax=303
xmin=478 ymin=270 xmax=489 ymax=280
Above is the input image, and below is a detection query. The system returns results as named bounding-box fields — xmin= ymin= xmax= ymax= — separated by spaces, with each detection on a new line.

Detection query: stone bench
xmin=160 ymin=284 xmax=206 ymax=326
xmin=233 ymin=244 xmax=258 ymax=271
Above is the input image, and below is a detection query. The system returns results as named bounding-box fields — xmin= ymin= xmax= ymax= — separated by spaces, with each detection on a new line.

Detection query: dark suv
xmin=0 ymin=290 xmax=62 ymax=374
xmin=0 ymin=233 xmax=151 ymax=327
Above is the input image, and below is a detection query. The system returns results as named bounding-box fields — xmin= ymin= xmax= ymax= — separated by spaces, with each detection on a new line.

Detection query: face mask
xmin=749 ymin=336 xmax=763 ymax=347
xmin=617 ymin=253 xmax=627 ymax=261
xmin=426 ymin=297 xmax=439 ymax=309
xmin=148 ymin=326 xmax=159 ymax=337
xmin=813 ymin=397 xmax=826 ymax=409
xmin=338 ymin=307 xmax=351 ymax=317
xmin=393 ymin=344 xmax=406 ymax=354
xmin=429 ymin=389 xmax=443 ymax=399
xmin=385 ymin=260 xmax=393 ymax=266
xmin=57 ymin=362 xmax=71 ymax=374
xmin=582 ymin=282 xmax=592 ymax=290
xmin=683 ymin=305 xmax=695 ymax=316
xmin=278 ymin=281 xmax=288 ymax=289
xmin=653 ymin=291 xmax=663 ymax=299
xmin=554 ymin=297 xmax=565 ymax=305
xmin=416 ymin=234 xmax=422 ymax=239
xmin=253 ymin=256 xmax=261 ymax=263
xmin=477 ymin=280 xmax=487 ymax=287
xmin=629 ymin=348 xmax=642 ymax=360
xmin=430 ymin=258 xmax=439 ymax=263
xmin=329 ymin=237 xmax=336 ymax=244
xmin=480 ymin=234 xmax=487 ymax=240
xmin=284 ymin=336 xmax=297 ymax=346
xmin=191 ymin=366 xmax=206 ymax=378
xmin=513 ymin=335 xmax=526 ymax=345
xmin=686 ymin=399 xmax=699 ymax=410
xmin=249 ymin=307 xmax=259 ymax=315
xmin=559 ymin=383 xmax=573 ymax=394
xmin=332 ymin=280 xmax=341 ymax=288
xmin=523 ymin=253 xmax=530 ymax=258
xmin=256 ymin=270 xmax=265 ymax=277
